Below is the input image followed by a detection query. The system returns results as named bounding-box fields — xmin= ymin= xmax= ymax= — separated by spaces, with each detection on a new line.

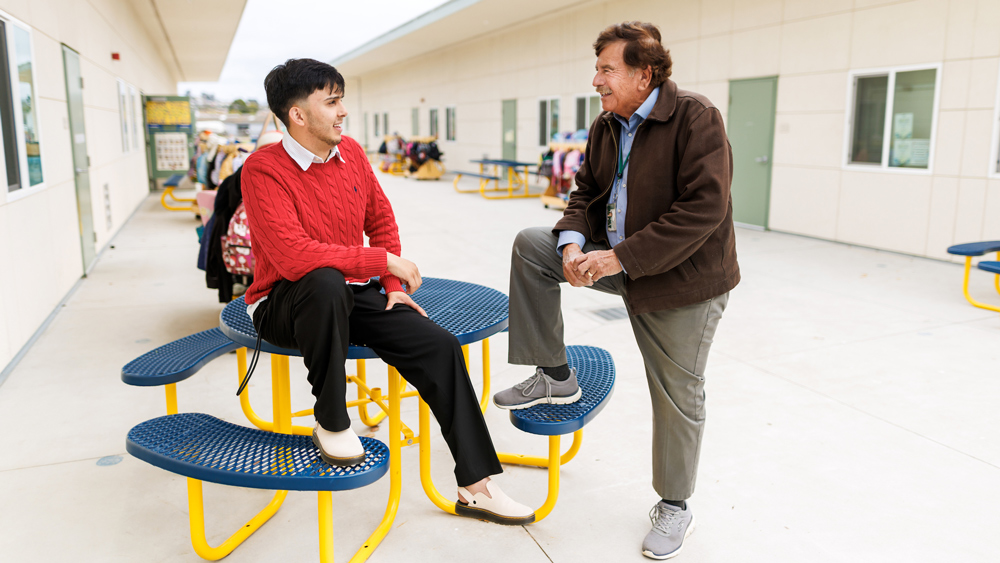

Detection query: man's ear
xmin=288 ymin=105 xmax=307 ymax=127
xmin=640 ymin=65 xmax=653 ymax=90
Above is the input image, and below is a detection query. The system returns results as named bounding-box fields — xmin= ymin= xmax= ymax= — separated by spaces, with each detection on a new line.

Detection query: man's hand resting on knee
xmin=386 ymin=253 xmax=422 ymax=293
xmin=385 ymin=291 xmax=428 ymax=316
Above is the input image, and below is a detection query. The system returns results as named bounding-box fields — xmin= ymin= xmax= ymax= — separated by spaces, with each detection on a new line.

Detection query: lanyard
xmin=616 ymin=144 xmax=631 ymax=179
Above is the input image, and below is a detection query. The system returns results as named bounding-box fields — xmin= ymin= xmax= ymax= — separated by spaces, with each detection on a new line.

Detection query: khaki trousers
xmin=508 ymin=226 xmax=728 ymax=500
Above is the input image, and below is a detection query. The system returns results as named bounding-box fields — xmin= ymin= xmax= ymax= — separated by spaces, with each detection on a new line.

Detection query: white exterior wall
xmin=0 ymin=0 xmax=177 ymax=372
xmin=341 ymin=0 xmax=1000 ymax=261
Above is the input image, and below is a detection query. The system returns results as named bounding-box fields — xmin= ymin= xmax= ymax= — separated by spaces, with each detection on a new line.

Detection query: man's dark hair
xmin=594 ymin=22 xmax=672 ymax=86
xmin=264 ymin=58 xmax=345 ymax=127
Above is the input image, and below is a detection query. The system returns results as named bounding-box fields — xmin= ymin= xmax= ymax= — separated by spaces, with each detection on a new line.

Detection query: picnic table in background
xmin=453 ymin=158 xmax=542 ymax=199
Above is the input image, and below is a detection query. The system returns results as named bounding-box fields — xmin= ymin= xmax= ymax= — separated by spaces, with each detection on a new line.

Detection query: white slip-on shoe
xmin=311 ymin=424 xmax=366 ymax=467
xmin=455 ymin=480 xmax=536 ymax=526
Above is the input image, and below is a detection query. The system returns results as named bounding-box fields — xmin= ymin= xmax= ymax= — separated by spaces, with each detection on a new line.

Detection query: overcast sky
xmin=177 ymin=0 xmax=451 ymax=103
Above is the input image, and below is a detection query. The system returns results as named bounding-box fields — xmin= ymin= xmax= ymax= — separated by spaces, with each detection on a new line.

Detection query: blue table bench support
xmin=127 ymin=413 xmax=389 ymax=562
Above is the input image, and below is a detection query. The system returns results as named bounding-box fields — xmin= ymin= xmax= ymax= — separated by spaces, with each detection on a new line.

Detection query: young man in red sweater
xmin=241 ymin=58 xmax=533 ymax=525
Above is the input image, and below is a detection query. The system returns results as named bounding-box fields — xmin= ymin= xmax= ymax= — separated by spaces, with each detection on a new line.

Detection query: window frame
xmin=118 ymin=79 xmax=131 ymax=153
xmin=842 ymin=63 xmax=942 ymax=175
xmin=130 ymin=85 xmax=140 ymax=151
xmin=989 ymin=59 xmax=1000 ymax=179
xmin=575 ymin=93 xmax=602 ymax=131
xmin=538 ymin=96 xmax=559 ymax=147
xmin=445 ymin=106 xmax=456 ymax=142
xmin=429 ymin=107 xmax=439 ymax=138
xmin=0 ymin=12 xmax=46 ymax=203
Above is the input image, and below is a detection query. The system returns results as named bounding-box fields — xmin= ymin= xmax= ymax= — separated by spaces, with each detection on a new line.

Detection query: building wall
xmin=342 ymin=0 xmax=1000 ymax=261
xmin=0 ymin=0 xmax=177 ymax=372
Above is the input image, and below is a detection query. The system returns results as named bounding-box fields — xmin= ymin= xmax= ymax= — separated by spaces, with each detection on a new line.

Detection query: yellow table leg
xmin=164 ymin=383 xmax=178 ymax=415
xmin=160 ymin=187 xmax=197 ymax=211
xmin=187 ymin=478 xmax=287 ymax=560
xmin=497 ymin=430 xmax=583 ymax=468
xmin=318 ymin=491 xmax=334 ymax=563
xmin=962 ymin=256 xmax=1000 ymax=312
xmin=349 ymin=366 xmax=403 ymax=562
xmin=995 ymin=251 xmax=1000 ymax=295
xmin=272 ymin=354 xmax=292 ymax=434
xmin=418 ymin=396 xmax=458 ymax=515
xmin=532 ymin=435 xmax=562 ymax=522
xmin=356 ymin=359 xmax=389 ymax=427
xmin=479 ymin=339 xmax=491 ymax=414
xmin=236 ymin=348 xmax=312 ymax=436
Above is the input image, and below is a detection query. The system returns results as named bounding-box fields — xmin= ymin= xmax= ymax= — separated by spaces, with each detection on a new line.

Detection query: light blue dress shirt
xmin=557 ymin=86 xmax=660 ymax=272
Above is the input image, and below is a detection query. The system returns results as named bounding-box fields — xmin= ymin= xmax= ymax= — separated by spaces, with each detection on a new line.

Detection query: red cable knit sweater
xmin=241 ymin=136 xmax=403 ymax=305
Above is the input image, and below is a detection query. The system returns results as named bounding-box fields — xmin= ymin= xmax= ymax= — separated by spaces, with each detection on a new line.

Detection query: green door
xmin=502 ymin=99 xmax=516 ymax=161
xmin=62 ymin=45 xmax=97 ymax=273
xmin=727 ymin=77 xmax=777 ymax=229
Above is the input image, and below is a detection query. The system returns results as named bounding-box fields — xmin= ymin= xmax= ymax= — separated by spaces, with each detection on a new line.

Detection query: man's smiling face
xmin=299 ymin=86 xmax=347 ymax=147
xmin=593 ymin=41 xmax=648 ymax=118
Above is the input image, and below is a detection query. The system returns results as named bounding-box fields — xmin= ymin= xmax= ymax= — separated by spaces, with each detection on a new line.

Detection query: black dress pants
xmin=253 ymin=268 xmax=502 ymax=486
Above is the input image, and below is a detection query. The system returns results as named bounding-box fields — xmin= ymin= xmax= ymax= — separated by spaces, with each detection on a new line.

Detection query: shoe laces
xmin=515 ymin=368 xmax=552 ymax=398
xmin=649 ymin=502 xmax=679 ymax=535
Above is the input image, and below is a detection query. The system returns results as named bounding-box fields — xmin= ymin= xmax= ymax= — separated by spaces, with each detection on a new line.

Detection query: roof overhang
xmin=129 ymin=0 xmax=247 ymax=82
xmin=331 ymin=0 xmax=596 ymax=77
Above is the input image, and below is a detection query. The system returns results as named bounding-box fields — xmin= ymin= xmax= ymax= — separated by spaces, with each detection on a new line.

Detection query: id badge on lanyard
xmin=608 ymin=142 xmax=631 ymax=233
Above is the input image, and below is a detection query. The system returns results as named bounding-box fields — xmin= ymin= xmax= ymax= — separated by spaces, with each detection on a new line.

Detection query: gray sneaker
xmin=642 ymin=501 xmax=695 ymax=560
xmin=492 ymin=368 xmax=582 ymax=410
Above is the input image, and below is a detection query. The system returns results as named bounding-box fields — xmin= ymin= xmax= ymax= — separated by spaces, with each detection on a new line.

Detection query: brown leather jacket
xmin=554 ymin=79 xmax=740 ymax=315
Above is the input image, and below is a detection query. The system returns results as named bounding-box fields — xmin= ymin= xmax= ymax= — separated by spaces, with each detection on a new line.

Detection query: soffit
xmin=331 ymin=0 xmax=595 ymax=77
xmin=129 ymin=0 xmax=247 ymax=82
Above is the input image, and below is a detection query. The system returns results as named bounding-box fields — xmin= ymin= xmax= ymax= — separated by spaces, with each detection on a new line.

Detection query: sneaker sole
xmin=311 ymin=431 xmax=366 ymax=467
xmin=455 ymin=501 xmax=536 ymax=526
xmin=641 ymin=516 xmax=696 ymax=560
xmin=493 ymin=387 xmax=583 ymax=410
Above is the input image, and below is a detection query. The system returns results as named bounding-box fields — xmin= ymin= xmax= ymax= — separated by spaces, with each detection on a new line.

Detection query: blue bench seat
xmin=978 ymin=261 xmax=1000 ymax=275
xmin=127 ymin=413 xmax=389 ymax=491
xmin=454 ymin=171 xmax=501 ymax=180
xmin=163 ymin=173 xmax=185 ymax=188
xmin=509 ymin=345 xmax=615 ymax=435
xmin=121 ymin=328 xmax=239 ymax=387
xmin=947 ymin=241 xmax=1000 ymax=256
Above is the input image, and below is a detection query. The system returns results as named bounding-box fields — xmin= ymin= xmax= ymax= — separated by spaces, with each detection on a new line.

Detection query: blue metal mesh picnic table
xmin=219 ymin=277 xmax=509 ymax=359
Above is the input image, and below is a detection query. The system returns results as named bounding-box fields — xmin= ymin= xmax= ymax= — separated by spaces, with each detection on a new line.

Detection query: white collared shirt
xmin=281 ymin=131 xmax=345 ymax=171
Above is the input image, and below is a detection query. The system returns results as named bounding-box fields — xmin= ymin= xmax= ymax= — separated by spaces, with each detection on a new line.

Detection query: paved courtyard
xmin=1 ymin=169 xmax=998 ymax=562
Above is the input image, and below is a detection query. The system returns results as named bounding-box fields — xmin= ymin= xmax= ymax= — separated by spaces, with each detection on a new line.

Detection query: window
xmin=411 ymin=107 xmax=419 ymax=136
xmin=446 ymin=107 xmax=456 ymax=141
xmin=382 ymin=112 xmax=389 ymax=135
xmin=364 ymin=112 xmax=369 ymax=147
xmin=429 ymin=108 xmax=438 ymax=138
xmin=130 ymin=86 xmax=140 ymax=150
xmin=846 ymin=65 xmax=940 ymax=171
xmin=539 ymin=97 xmax=559 ymax=146
xmin=118 ymin=80 xmax=131 ymax=152
xmin=374 ymin=113 xmax=380 ymax=137
xmin=576 ymin=94 xmax=602 ymax=130
xmin=0 ymin=17 xmax=43 ymax=194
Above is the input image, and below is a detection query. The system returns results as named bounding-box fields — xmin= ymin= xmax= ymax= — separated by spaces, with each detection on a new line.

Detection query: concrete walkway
xmin=1 ymin=170 xmax=998 ymax=562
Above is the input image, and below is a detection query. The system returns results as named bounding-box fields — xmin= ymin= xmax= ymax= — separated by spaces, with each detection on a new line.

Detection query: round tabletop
xmin=219 ymin=278 xmax=509 ymax=359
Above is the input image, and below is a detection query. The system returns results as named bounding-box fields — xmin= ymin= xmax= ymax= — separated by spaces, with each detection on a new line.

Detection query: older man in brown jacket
xmin=493 ymin=21 xmax=739 ymax=560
